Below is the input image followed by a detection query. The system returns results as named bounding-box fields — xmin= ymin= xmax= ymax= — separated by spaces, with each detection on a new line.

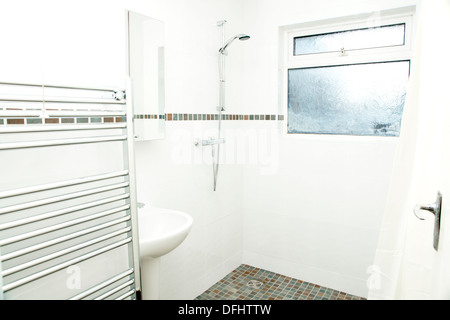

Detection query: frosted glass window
xmin=294 ymin=24 xmax=405 ymax=56
xmin=288 ymin=61 xmax=410 ymax=136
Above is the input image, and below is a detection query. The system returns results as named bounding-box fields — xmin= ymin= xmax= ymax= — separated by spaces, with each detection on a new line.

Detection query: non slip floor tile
xmin=195 ymin=264 xmax=365 ymax=300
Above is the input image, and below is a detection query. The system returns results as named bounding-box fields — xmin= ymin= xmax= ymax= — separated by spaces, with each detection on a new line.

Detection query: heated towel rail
xmin=0 ymin=79 xmax=141 ymax=300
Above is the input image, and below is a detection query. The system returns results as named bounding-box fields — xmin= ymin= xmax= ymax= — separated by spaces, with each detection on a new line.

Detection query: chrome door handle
xmin=414 ymin=191 xmax=442 ymax=251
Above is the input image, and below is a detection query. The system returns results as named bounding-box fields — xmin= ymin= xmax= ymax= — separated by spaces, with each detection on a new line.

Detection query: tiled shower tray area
xmin=195 ymin=264 xmax=365 ymax=300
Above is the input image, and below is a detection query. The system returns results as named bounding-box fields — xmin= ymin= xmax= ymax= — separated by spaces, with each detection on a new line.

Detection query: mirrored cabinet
xmin=126 ymin=10 xmax=165 ymax=141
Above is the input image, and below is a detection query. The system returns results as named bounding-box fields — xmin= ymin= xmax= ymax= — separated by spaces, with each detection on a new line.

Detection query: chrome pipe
xmin=125 ymin=76 xmax=142 ymax=294
xmin=0 ymin=95 xmax=125 ymax=104
xmin=0 ymin=207 xmax=131 ymax=248
xmin=2 ymin=237 xmax=132 ymax=292
xmin=0 ymin=123 xmax=127 ymax=134
xmin=2 ymin=226 xmax=132 ymax=276
xmin=0 ymin=182 xmax=129 ymax=215
xmin=115 ymin=289 xmax=136 ymax=300
xmin=69 ymin=269 xmax=134 ymax=300
xmin=0 ymin=170 xmax=128 ymax=199
xmin=0 ymin=194 xmax=129 ymax=232
xmin=0 ymin=110 xmax=126 ymax=118
xmin=0 ymin=135 xmax=127 ymax=150
xmin=95 ymin=279 xmax=135 ymax=300
xmin=0 ymin=210 xmax=131 ymax=262
xmin=0 ymin=80 xmax=122 ymax=93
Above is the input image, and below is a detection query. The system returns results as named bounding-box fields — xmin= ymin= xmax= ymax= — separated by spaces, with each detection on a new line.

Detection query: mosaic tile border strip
xmin=0 ymin=113 xmax=284 ymax=126
xmin=134 ymin=114 xmax=165 ymax=120
xmin=0 ymin=116 xmax=125 ymax=126
xmin=135 ymin=113 xmax=285 ymax=121
xmin=195 ymin=264 xmax=366 ymax=301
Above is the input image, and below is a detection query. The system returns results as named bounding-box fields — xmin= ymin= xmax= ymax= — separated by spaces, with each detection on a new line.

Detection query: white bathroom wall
xmin=0 ymin=0 xmax=126 ymax=87
xmin=239 ymin=0 xmax=419 ymax=298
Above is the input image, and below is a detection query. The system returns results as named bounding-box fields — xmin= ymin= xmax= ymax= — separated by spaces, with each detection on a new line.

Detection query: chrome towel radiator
xmin=0 ymin=79 xmax=141 ymax=299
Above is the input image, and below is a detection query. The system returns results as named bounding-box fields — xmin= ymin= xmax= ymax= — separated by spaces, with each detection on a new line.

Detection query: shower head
xmin=219 ymin=34 xmax=251 ymax=54
xmin=238 ymin=34 xmax=251 ymax=41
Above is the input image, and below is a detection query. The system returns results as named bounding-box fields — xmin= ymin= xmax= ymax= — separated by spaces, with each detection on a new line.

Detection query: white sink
xmin=138 ymin=205 xmax=193 ymax=259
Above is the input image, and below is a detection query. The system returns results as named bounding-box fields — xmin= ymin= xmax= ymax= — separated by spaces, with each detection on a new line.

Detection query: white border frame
xmin=278 ymin=6 xmax=416 ymax=140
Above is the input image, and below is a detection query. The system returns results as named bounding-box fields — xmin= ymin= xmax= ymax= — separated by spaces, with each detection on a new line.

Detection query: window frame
xmin=292 ymin=22 xmax=406 ymax=57
xmin=279 ymin=7 xmax=415 ymax=139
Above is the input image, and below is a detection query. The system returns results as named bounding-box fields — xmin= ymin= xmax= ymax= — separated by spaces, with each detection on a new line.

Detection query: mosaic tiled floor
xmin=195 ymin=264 xmax=365 ymax=300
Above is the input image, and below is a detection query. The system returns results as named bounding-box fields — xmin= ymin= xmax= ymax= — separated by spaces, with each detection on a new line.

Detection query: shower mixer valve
xmin=194 ymin=138 xmax=226 ymax=146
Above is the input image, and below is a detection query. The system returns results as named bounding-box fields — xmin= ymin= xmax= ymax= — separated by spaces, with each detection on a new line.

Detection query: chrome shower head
xmin=219 ymin=34 xmax=251 ymax=54
xmin=238 ymin=34 xmax=250 ymax=41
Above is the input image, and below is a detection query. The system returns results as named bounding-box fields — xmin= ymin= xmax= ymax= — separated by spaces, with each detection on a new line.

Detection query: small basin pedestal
xmin=137 ymin=205 xmax=193 ymax=300
xmin=141 ymin=257 xmax=161 ymax=300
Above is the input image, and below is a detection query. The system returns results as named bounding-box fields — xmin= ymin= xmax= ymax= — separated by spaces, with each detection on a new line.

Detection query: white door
xmin=369 ymin=0 xmax=450 ymax=300
xmin=433 ymin=142 xmax=450 ymax=298
xmin=405 ymin=0 xmax=450 ymax=299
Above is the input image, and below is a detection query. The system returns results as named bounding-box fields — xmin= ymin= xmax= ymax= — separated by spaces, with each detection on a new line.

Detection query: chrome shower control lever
xmin=413 ymin=191 xmax=442 ymax=251
xmin=194 ymin=138 xmax=226 ymax=146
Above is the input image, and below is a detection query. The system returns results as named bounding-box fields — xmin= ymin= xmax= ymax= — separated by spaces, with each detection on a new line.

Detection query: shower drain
xmin=247 ymin=280 xmax=263 ymax=289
